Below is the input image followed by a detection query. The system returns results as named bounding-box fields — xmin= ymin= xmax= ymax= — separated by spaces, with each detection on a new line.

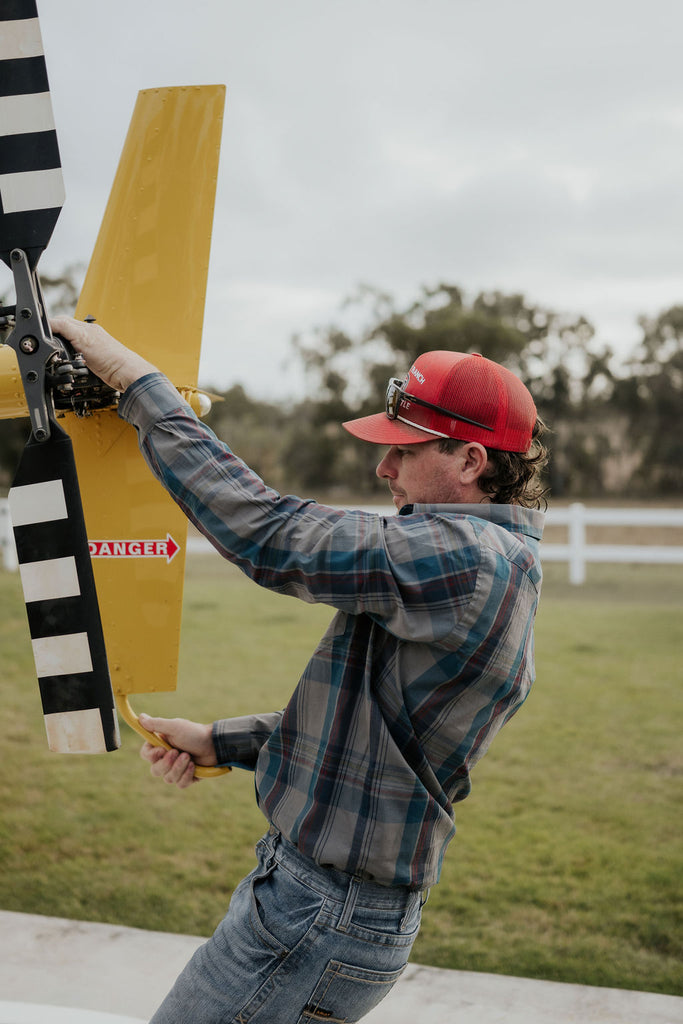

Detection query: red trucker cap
xmin=342 ymin=350 xmax=537 ymax=452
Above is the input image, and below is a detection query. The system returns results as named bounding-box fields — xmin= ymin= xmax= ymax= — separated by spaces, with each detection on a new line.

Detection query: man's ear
xmin=459 ymin=442 xmax=489 ymax=484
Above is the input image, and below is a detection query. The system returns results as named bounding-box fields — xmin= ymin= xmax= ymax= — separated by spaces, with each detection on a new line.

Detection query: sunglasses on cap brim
xmin=385 ymin=378 xmax=494 ymax=433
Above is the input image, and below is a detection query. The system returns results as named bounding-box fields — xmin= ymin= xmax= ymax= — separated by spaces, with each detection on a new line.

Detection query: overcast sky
xmin=27 ymin=0 xmax=683 ymax=398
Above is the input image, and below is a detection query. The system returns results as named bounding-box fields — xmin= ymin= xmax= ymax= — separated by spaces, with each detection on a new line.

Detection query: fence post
xmin=568 ymin=502 xmax=586 ymax=585
xmin=0 ymin=497 xmax=18 ymax=572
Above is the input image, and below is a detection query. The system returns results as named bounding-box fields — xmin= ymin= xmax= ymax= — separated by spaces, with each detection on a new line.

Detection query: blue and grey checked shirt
xmin=120 ymin=374 xmax=544 ymax=890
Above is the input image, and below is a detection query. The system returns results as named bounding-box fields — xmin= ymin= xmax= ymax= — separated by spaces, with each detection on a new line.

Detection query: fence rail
xmin=1 ymin=498 xmax=681 ymax=585
xmin=542 ymin=503 xmax=683 ymax=584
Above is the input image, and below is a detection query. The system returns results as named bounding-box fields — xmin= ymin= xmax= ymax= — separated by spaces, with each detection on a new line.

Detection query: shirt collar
xmin=399 ymin=502 xmax=545 ymax=541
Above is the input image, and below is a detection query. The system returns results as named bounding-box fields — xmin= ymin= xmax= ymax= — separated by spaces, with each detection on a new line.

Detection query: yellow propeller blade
xmin=64 ymin=85 xmax=225 ymax=704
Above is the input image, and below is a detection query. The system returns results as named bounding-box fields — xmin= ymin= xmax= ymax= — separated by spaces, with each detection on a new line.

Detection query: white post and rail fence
xmin=539 ymin=504 xmax=683 ymax=584
xmin=1 ymin=498 xmax=681 ymax=586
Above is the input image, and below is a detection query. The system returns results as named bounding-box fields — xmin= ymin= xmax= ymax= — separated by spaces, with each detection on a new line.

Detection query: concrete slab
xmin=0 ymin=910 xmax=681 ymax=1024
xmin=0 ymin=1004 xmax=143 ymax=1024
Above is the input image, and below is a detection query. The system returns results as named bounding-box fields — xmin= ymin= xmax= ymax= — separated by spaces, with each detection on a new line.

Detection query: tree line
xmin=1 ymin=277 xmax=681 ymax=501
xmin=204 ymin=284 xmax=682 ymax=501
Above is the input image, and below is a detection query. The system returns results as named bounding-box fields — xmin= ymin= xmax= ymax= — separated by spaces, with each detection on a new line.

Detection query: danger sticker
xmin=89 ymin=534 xmax=180 ymax=564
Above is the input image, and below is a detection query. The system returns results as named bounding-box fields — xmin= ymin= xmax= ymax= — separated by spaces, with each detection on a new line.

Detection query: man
xmin=53 ymin=318 xmax=548 ymax=1024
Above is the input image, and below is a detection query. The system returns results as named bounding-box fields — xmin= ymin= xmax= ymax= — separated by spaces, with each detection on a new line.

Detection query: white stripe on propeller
xmin=0 ymin=18 xmax=44 ymax=61
xmin=19 ymin=555 xmax=81 ymax=603
xmin=0 ymin=167 xmax=65 ymax=213
xmin=32 ymin=631 xmax=93 ymax=678
xmin=0 ymin=92 xmax=56 ymax=135
xmin=8 ymin=478 xmax=68 ymax=526
xmin=44 ymin=707 xmax=109 ymax=754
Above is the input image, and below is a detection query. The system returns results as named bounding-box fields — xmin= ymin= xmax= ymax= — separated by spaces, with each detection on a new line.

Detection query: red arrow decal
xmin=88 ymin=533 xmax=180 ymax=564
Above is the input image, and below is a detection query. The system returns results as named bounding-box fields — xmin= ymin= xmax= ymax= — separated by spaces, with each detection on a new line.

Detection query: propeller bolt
xmin=20 ymin=336 xmax=39 ymax=354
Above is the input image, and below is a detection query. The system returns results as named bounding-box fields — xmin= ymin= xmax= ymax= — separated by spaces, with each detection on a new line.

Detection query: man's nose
xmin=376 ymin=449 xmax=397 ymax=479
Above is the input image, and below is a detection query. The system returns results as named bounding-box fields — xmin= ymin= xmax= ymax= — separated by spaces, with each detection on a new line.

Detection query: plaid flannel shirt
xmin=120 ymin=374 xmax=544 ymax=889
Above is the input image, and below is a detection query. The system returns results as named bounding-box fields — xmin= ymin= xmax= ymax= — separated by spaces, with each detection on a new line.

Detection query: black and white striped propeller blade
xmin=2 ymin=1 xmax=120 ymax=754
xmin=0 ymin=0 xmax=65 ymax=270
xmin=10 ymin=426 xmax=120 ymax=753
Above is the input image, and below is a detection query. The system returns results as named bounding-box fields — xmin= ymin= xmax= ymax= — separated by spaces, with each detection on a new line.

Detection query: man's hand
xmin=50 ymin=315 xmax=159 ymax=393
xmin=139 ymin=713 xmax=217 ymax=789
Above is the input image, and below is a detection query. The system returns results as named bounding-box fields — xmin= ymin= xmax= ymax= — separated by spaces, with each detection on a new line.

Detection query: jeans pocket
xmin=249 ymin=862 xmax=324 ymax=956
xmin=298 ymin=959 xmax=407 ymax=1023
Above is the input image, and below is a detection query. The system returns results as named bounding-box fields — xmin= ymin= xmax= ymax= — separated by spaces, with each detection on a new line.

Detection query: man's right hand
xmin=138 ymin=713 xmax=217 ymax=789
xmin=50 ymin=316 xmax=159 ymax=394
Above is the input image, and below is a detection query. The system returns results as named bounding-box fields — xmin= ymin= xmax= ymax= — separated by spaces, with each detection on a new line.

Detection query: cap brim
xmin=342 ymin=412 xmax=437 ymax=444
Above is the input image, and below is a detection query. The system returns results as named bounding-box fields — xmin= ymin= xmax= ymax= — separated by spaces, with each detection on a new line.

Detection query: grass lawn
xmin=0 ymin=555 xmax=681 ymax=996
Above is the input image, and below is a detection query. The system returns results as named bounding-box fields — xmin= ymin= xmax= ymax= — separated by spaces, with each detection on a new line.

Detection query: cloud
xmin=14 ymin=0 xmax=682 ymax=398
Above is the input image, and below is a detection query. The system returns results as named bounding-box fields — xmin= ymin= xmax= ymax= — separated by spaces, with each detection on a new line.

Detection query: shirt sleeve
xmin=118 ymin=373 xmax=482 ymax=641
xmin=212 ymin=712 xmax=283 ymax=770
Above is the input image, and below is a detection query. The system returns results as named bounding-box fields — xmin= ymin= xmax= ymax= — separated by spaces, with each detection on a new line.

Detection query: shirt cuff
xmin=212 ymin=712 xmax=282 ymax=770
xmin=118 ymin=372 xmax=194 ymax=435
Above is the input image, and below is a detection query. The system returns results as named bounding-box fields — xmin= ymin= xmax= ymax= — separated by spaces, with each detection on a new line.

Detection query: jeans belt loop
xmin=398 ymin=890 xmax=416 ymax=932
xmin=263 ymin=826 xmax=281 ymax=871
xmin=337 ymin=877 xmax=362 ymax=933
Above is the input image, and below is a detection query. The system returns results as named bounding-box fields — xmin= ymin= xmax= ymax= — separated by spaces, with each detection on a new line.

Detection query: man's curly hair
xmin=438 ymin=418 xmax=550 ymax=509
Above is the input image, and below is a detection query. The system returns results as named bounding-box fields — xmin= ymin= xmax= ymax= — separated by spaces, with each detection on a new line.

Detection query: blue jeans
xmin=150 ymin=828 xmax=425 ymax=1023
